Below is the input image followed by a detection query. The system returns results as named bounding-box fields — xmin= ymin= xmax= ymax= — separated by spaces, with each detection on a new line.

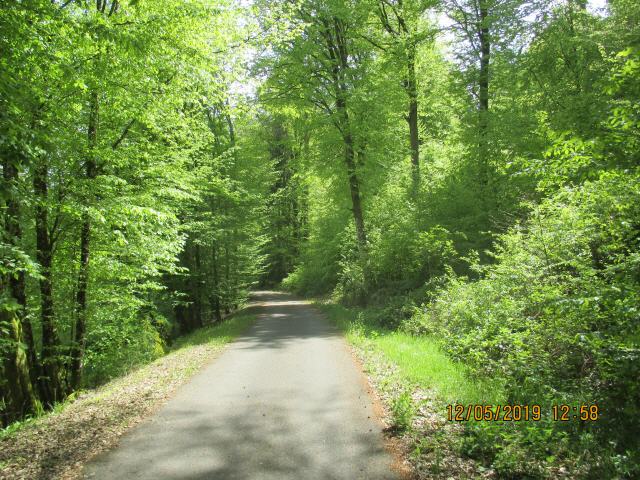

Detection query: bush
xmin=83 ymin=313 xmax=166 ymax=387
xmin=333 ymin=224 xmax=458 ymax=306
xmin=391 ymin=389 xmax=416 ymax=432
xmin=423 ymin=171 xmax=640 ymax=476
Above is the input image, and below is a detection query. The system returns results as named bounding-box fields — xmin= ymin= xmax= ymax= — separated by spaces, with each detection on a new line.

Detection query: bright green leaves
xmin=0 ymin=0 xmax=266 ymax=421
xmin=423 ymin=171 xmax=640 ymax=475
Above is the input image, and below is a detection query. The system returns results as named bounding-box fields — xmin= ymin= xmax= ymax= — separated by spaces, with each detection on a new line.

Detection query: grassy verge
xmin=321 ymin=302 xmax=502 ymax=405
xmin=369 ymin=332 xmax=502 ymax=406
xmin=0 ymin=313 xmax=255 ymax=480
xmin=318 ymin=301 xmax=501 ymax=478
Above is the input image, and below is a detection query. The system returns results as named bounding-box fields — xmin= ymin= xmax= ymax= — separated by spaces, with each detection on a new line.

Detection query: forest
xmin=1 ymin=0 xmax=639 ymax=478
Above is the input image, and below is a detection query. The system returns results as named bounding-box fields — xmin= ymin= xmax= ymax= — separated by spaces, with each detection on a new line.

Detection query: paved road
xmin=83 ymin=291 xmax=400 ymax=480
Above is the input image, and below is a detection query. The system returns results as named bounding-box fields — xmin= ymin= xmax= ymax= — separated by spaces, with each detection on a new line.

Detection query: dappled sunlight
xmin=84 ymin=295 xmax=399 ymax=479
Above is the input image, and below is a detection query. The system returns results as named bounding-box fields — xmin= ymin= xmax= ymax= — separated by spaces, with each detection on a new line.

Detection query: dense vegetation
xmin=2 ymin=0 xmax=638 ymax=478
xmin=255 ymin=0 xmax=639 ymax=476
xmin=1 ymin=0 xmax=267 ymax=424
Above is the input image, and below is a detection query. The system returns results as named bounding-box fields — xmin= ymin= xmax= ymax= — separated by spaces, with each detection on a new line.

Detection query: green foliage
xmin=319 ymin=302 xmax=501 ymax=406
xmin=258 ymin=2 xmax=640 ymax=477
xmin=1 ymin=0 xmax=268 ymax=425
xmin=2 ymin=0 xmax=639 ymax=477
xmin=83 ymin=315 xmax=165 ymax=388
xmin=391 ymin=389 xmax=415 ymax=432
xmin=423 ymin=171 xmax=640 ymax=476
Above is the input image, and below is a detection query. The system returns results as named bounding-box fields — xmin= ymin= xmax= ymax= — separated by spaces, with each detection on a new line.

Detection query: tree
xmin=441 ymin=0 xmax=529 ymax=186
xmin=374 ymin=0 xmax=436 ymax=191
xmin=1 ymin=0 xmax=265 ymax=423
xmin=258 ymin=0 xmax=371 ymax=251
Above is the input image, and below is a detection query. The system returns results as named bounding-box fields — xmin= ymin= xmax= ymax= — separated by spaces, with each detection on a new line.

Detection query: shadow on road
xmin=83 ymin=289 xmax=398 ymax=480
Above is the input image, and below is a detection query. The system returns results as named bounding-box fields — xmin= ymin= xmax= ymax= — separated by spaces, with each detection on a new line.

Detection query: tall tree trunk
xmin=71 ymin=90 xmax=98 ymax=390
xmin=224 ymin=233 xmax=230 ymax=314
xmin=211 ymin=242 xmax=222 ymax=323
xmin=1 ymin=156 xmax=39 ymax=425
xmin=192 ymin=242 xmax=203 ymax=328
xmin=406 ymin=43 xmax=420 ymax=193
xmin=33 ymin=157 xmax=63 ymax=403
xmin=224 ymin=107 xmax=235 ymax=312
xmin=376 ymin=1 xmax=422 ymax=192
xmin=6 ymin=222 xmax=39 ymax=393
xmin=299 ymin=126 xmax=310 ymax=241
xmin=326 ymin=16 xmax=368 ymax=249
xmin=342 ymin=124 xmax=367 ymax=248
xmin=478 ymin=2 xmax=490 ymax=186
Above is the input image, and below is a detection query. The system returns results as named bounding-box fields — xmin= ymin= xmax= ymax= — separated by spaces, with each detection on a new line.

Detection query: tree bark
xmin=33 ymin=157 xmax=63 ymax=403
xmin=0 ymin=312 xmax=39 ymax=427
xmin=1 ymin=156 xmax=39 ymax=425
xmin=478 ymin=2 xmax=490 ymax=186
xmin=71 ymin=90 xmax=98 ymax=390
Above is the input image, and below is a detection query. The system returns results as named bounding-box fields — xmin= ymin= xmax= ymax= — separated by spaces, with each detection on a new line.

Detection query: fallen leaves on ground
xmin=0 ymin=341 xmax=230 ymax=480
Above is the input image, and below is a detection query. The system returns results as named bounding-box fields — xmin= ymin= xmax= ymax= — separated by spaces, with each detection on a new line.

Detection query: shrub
xmin=391 ymin=389 xmax=415 ymax=432
xmin=83 ymin=313 xmax=166 ymax=387
xmin=424 ymin=171 xmax=640 ymax=476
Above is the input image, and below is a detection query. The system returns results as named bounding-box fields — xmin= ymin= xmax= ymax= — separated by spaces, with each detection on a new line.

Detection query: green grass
xmin=172 ymin=313 xmax=255 ymax=349
xmin=373 ymin=331 xmax=503 ymax=405
xmin=318 ymin=302 xmax=503 ymax=406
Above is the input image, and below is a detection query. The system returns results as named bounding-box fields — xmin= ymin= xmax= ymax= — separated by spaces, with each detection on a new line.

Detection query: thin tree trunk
xmin=478 ymin=2 xmax=490 ymax=186
xmin=326 ymin=16 xmax=368 ymax=249
xmin=406 ymin=44 xmax=420 ymax=192
xmin=376 ymin=1 xmax=421 ymax=192
xmin=224 ymin=234 xmax=230 ymax=314
xmin=224 ymin=107 xmax=235 ymax=313
xmin=192 ymin=242 xmax=203 ymax=328
xmin=299 ymin=126 xmax=310 ymax=241
xmin=342 ymin=125 xmax=367 ymax=247
xmin=33 ymin=157 xmax=63 ymax=403
xmin=71 ymin=90 xmax=98 ymax=390
xmin=211 ymin=242 xmax=222 ymax=323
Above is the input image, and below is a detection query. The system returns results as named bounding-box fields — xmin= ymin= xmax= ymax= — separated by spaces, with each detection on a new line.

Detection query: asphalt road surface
xmin=83 ymin=291 xmax=401 ymax=480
